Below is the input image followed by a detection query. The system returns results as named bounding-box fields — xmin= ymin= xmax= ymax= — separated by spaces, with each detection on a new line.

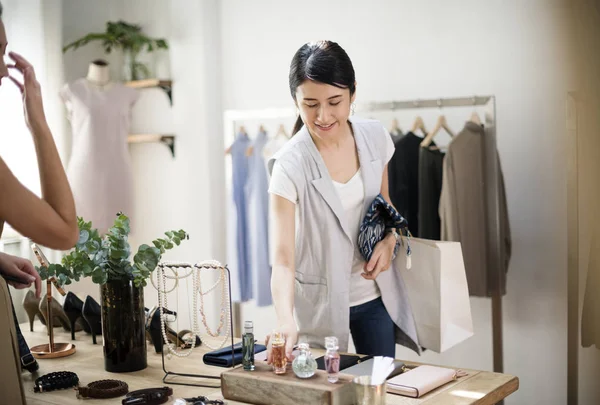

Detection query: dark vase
xmin=100 ymin=280 xmax=147 ymax=372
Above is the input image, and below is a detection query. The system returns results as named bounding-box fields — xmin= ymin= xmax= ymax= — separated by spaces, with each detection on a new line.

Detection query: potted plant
xmin=39 ymin=213 xmax=188 ymax=372
xmin=62 ymin=20 xmax=169 ymax=81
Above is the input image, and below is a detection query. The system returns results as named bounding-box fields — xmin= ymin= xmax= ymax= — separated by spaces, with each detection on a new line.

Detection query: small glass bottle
xmin=242 ymin=321 xmax=255 ymax=371
xmin=324 ymin=336 xmax=341 ymax=383
xmin=292 ymin=343 xmax=317 ymax=378
xmin=271 ymin=331 xmax=287 ymax=374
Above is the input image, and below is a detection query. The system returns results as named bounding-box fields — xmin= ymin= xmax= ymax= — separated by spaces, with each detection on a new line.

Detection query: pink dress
xmin=60 ymin=79 xmax=139 ymax=235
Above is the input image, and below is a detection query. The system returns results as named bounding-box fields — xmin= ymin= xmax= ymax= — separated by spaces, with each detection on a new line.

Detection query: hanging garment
xmin=418 ymin=146 xmax=445 ymax=240
xmin=60 ymin=79 xmax=139 ymax=235
xmin=439 ymin=122 xmax=511 ymax=297
xmin=390 ymin=128 xmax=404 ymax=144
xmin=582 ymin=233 xmax=600 ymax=349
xmin=388 ymin=132 xmax=433 ymax=236
xmin=230 ymin=132 xmax=252 ymax=302
xmin=245 ymin=130 xmax=272 ymax=307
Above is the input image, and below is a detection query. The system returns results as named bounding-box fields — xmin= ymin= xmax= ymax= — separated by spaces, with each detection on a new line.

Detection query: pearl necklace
xmin=195 ymin=261 xmax=231 ymax=350
xmin=157 ymin=264 xmax=199 ymax=358
xmin=154 ymin=261 xmax=232 ymax=355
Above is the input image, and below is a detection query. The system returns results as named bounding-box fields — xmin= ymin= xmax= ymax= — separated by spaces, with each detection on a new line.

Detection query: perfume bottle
xmin=292 ymin=343 xmax=317 ymax=379
xmin=271 ymin=331 xmax=287 ymax=374
xmin=242 ymin=321 xmax=255 ymax=371
xmin=324 ymin=336 xmax=341 ymax=383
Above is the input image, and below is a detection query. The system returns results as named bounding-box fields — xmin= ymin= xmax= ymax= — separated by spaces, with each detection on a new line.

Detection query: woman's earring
xmin=351 ymin=102 xmax=356 ymax=116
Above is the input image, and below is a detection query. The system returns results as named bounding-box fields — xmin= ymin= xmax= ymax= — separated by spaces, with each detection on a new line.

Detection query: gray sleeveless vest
xmin=268 ymin=117 xmax=420 ymax=354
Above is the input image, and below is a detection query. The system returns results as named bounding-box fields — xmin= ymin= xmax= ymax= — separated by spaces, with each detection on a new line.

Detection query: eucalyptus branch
xmin=36 ymin=213 xmax=188 ymax=287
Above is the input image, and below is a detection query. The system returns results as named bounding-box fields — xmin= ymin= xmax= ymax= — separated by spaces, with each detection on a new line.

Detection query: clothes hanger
xmin=468 ymin=97 xmax=482 ymax=125
xmin=410 ymin=116 xmax=427 ymax=136
xmin=469 ymin=111 xmax=482 ymax=125
xmin=390 ymin=118 xmax=403 ymax=136
xmin=225 ymin=125 xmax=248 ymax=154
xmin=420 ymin=115 xmax=455 ymax=147
xmin=275 ymin=124 xmax=289 ymax=139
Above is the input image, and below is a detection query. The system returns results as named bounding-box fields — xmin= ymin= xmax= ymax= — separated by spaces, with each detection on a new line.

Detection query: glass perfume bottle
xmin=292 ymin=343 xmax=317 ymax=379
xmin=324 ymin=336 xmax=341 ymax=383
xmin=271 ymin=331 xmax=287 ymax=374
xmin=242 ymin=321 xmax=255 ymax=371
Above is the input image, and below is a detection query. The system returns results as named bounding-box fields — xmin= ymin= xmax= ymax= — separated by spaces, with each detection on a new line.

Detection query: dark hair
xmin=289 ymin=41 xmax=356 ymax=135
xmin=0 ymin=1 xmax=3 ymax=18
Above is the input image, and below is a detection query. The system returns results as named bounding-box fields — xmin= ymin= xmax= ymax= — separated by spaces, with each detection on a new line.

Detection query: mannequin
xmin=59 ymin=60 xmax=139 ymax=300
xmin=85 ymin=59 xmax=112 ymax=89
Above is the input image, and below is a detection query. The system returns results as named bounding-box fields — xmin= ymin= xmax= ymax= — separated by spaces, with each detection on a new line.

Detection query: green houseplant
xmin=62 ymin=20 xmax=169 ymax=80
xmin=39 ymin=213 xmax=188 ymax=372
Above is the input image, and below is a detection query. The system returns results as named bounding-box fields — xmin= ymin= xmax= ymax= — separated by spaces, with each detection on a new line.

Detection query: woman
xmin=266 ymin=41 xmax=419 ymax=363
xmin=0 ymin=2 xmax=79 ymax=402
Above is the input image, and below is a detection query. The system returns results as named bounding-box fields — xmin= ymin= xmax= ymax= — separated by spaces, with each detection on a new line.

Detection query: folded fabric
xmin=202 ymin=342 xmax=267 ymax=368
xmin=358 ymin=194 xmax=409 ymax=262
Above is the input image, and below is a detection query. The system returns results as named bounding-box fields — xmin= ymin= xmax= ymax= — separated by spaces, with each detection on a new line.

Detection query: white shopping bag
xmin=395 ymin=237 xmax=474 ymax=353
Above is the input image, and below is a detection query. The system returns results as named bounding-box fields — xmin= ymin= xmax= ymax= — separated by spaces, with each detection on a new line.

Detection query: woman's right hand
xmin=7 ymin=51 xmax=48 ymax=133
xmin=265 ymin=322 xmax=298 ymax=364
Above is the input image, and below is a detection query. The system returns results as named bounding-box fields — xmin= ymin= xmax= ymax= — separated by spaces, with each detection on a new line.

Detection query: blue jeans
xmin=349 ymin=297 xmax=396 ymax=357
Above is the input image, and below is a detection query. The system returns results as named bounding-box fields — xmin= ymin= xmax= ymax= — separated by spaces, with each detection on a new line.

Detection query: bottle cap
xmin=325 ymin=336 xmax=338 ymax=350
xmin=271 ymin=330 xmax=285 ymax=344
xmin=244 ymin=320 xmax=253 ymax=333
xmin=297 ymin=342 xmax=310 ymax=351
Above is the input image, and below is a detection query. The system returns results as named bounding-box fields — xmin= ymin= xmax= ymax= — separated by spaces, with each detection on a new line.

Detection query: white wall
xmin=220 ymin=1 xmax=573 ymax=404
xmin=60 ymin=0 xmax=225 ymax=330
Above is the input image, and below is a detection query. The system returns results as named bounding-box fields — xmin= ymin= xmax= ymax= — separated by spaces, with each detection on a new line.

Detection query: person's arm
xmin=267 ymin=193 xmax=298 ymax=362
xmin=0 ymin=51 xmax=78 ymax=249
xmin=362 ymin=164 xmax=397 ymax=280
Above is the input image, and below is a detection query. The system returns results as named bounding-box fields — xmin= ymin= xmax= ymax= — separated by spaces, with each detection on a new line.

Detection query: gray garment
xmin=268 ymin=117 xmax=420 ymax=354
xmin=439 ymin=122 xmax=511 ymax=297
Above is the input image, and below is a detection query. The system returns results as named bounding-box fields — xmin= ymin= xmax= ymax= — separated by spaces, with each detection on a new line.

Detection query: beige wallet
xmin=386 ymin=365 xmax=462 ymax=398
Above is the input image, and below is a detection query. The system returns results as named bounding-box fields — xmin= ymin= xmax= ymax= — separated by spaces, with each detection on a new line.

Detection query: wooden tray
xmin=221 ymin=363 xmax=356 ymax=405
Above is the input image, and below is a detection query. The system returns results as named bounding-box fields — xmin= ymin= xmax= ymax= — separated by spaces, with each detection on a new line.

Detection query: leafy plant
xmin=62 ymin=21 xmax=169 ymax=80
xmin=38 ymin=213 xmax=187 ymax=288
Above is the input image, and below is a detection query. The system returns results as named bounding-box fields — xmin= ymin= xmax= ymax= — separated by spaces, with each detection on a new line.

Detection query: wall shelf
xmin=125 ymin=79 xmax=173 ymax=105
xmin=128 ymin=134 xmax=175 ymax=158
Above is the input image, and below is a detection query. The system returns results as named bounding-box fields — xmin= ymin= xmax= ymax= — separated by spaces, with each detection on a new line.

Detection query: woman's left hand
xmin=362 ymin=233 xmax=396 ymax=280
xmin=0 ymin=252 xmax=41 ymax=297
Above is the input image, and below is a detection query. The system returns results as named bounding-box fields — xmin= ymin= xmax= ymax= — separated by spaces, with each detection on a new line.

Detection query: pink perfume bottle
xmin=324 ymin=336 xmax=340 ymax=383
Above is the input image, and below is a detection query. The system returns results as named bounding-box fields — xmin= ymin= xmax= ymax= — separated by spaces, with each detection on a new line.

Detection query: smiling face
xmin=0 ymin=20 xmax=7 ymax=87
xmin=295 ymin=80 xmax=356 ymax=140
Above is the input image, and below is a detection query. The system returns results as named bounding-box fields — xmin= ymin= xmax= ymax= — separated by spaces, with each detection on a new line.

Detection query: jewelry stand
xmin=156 ymin=261 xmax=235 ymax=388
xmin=30 ymin=277 xmax=76 ymax=359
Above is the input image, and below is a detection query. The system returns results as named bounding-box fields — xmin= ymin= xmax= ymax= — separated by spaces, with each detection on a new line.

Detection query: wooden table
xmin=21 ymin=322 xmax=518 ymax=404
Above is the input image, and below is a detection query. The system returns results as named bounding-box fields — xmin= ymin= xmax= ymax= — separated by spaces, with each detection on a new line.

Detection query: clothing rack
xmin=223 ymin=95 xmax=505 ymax=382
xmin=363 ymin=95 xmax=504 ymax=380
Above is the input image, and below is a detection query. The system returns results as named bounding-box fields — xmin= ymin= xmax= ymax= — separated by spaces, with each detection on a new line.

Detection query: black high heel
xmin=63 ymin=292 xmax=91 ymax=340
xmin=82 ymin=296 xmax=102 ymax=345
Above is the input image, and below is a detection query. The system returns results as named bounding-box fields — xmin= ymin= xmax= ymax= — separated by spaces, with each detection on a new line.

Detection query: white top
xmin=269 ymin=132 xmax=396 ymax=307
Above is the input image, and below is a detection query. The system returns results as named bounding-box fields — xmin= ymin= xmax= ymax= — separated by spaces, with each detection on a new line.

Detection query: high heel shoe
xmin=38 ymin=296 xmax=82 ymax=334
xmin=23 ymin=290 xmax=51 ymax=332
xmin=82 ymin=296 xmax=102 ymax=345
xmin=146 ymin=307 xmax=201 ymax=353
xmin=63 ymin=292 xmax=91 ymax=340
